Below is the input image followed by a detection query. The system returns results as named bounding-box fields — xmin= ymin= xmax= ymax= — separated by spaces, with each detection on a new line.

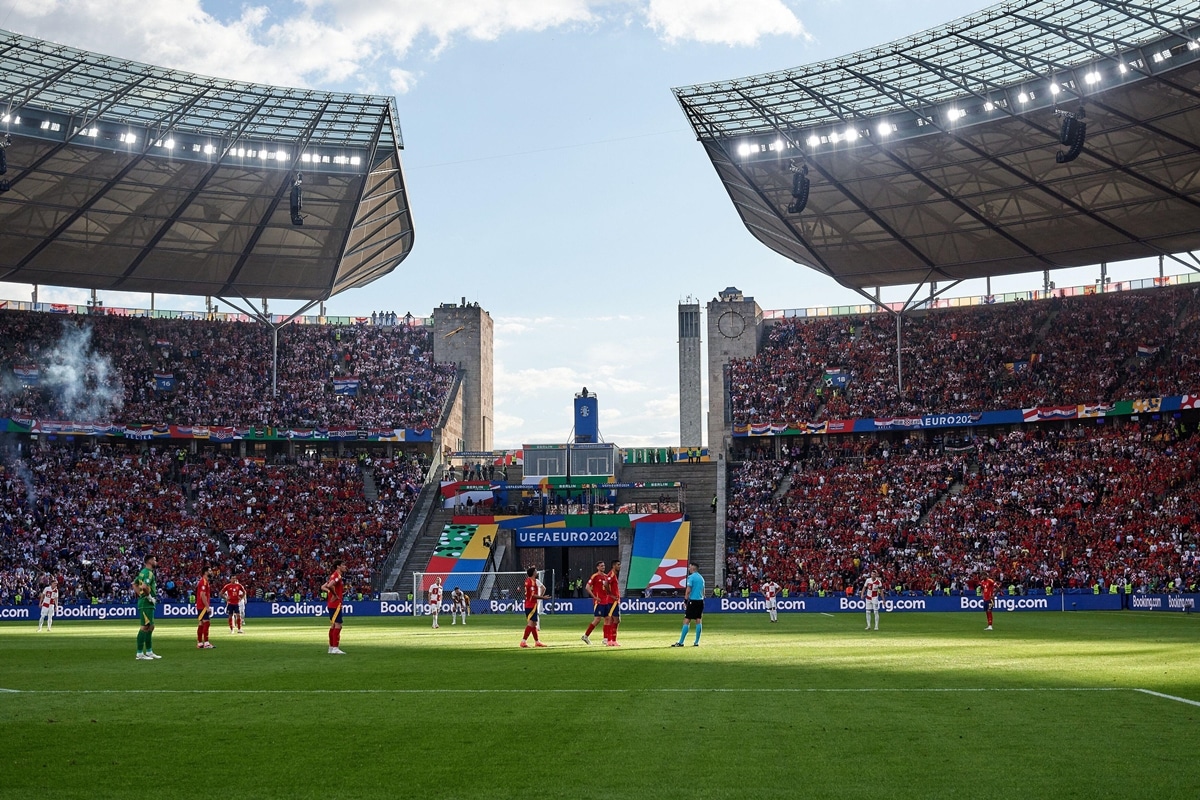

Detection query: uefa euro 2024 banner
xmin=4 ymin=593 xmax=1191 ymax=620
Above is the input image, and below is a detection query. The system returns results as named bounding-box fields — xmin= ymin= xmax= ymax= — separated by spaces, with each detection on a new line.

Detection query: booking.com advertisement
xmin=4 ymin=594 xmax=1196 ymax=620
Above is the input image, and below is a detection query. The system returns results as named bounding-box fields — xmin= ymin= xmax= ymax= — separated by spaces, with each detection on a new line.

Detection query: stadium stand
xmin=729 ymin=286 xmax=1200 ymax=425
xmin=724 ymin=421 xmax=1200 ymax=597
xmin=0 ymin=443 xmax=425 ymax=606
xmin=0 ymin=310 xmax=456 ymax=430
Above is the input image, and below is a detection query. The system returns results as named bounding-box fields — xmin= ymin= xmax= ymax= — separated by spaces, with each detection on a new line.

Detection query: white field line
xmin=1134 ymin=688 xmax=1200 ymax=707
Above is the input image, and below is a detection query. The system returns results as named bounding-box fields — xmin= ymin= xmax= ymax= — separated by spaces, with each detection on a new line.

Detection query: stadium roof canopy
xmin=674 ymin=0 xmax=1200 ymax=295
xmin=0 ymin=30 xmax=413 ymax=303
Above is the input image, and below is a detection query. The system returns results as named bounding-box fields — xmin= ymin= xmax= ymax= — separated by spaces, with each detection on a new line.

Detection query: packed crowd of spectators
xmin=0 ymin=310 xmax=456 ymax=430
xmin=730 ymin=286 xmax=1200 ymax=425
xmin=725 ymin=422 xmax=1200 ymax=597
xmin=0 ymin=442 xmax=425 ymax=606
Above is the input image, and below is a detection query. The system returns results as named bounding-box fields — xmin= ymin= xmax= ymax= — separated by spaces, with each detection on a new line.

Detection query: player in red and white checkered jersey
xmin=862 ymin=572 xmax=884 ymax=631
xmin=761 ymin=580 xmax=782 ymax=623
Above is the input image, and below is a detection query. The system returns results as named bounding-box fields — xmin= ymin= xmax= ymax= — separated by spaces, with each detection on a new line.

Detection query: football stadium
xmin=2 ymin=2 xmax=1199 ymax=798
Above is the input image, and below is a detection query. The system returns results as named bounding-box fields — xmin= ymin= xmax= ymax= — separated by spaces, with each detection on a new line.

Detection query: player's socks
xmin=693 ymin=622 xmax=702 ymax=645
xmin=678 ymin=623 xmax=689 ymax=645
xmin=136 ymin=630 xmax=145 ymax=653
xmin=522 ymin=625 xmax=532 ymax=641
xmin=531 ymin=627 xmax=540 ymax=642
xmin=986 ymin=611 xmax=993 ymax=626
xmin=329 ymin=628 xmax=336 ymax=647
xmin=145 ymin=630 xmax=153 ymax=652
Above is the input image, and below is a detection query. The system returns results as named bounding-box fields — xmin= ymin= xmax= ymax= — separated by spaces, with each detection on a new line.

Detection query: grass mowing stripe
xmin=1135 ymin=688 xmax=1200 ymax=707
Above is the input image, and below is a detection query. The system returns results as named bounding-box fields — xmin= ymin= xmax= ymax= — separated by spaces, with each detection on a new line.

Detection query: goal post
xmin=412 ymin=571 xmax=553 ymax=615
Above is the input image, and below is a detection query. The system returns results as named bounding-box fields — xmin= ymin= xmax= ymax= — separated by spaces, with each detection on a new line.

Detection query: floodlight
xmin=349 ymin=156 xmax=361 ymax=166
xmin=876 ymin=123 xmax=892 ymax=138
xmin=164 ymin=138 xmax=175 ymax=150
xmin=844 ymin=128 xmax=858 ymax=141
xmin=984 ymin=101 xmax=995 ymax=112
xmin=275 ymin=150 xmax=287 ymax=161
xmin=301 ymin=153 xmax=313 ymax=162
xmin=806 ymin=135 xmax=820 ymax=148
xmin=1049 ymin=83 xmax=1061 ymax=95
xmin=1018 ymin=92 xmax=1029 ymax=104
xmin=946 ymin=108 xmax=963 ymax=121
xmin=1084 ymin=71 xmax=1101 ymax=85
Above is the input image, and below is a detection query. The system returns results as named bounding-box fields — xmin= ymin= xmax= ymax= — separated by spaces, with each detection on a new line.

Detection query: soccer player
xmin=604 ymin=561 xmax=622 ymax=646
xmin=519 ymin=566 xmax=548 ymax=648
xmin=133 ymin=555 xmax=161 ymax=660
xmin=450 ymin=587 xmax=469 ymax=625
xmin=761 ymin=579 xmax=781 ymax=623
xmin=672 ymin=563 xmax=705 ymax=647
xmin=321 ymin=560 xmax=347 ymax=654
xmin=221 ymin=575 xmax=247 ymax=634
xmin=196 ymin=566 xmax=215 ymax=649
xmin=862 ymin=571 xmax=883 ymax=631
xmin=37 ymin=579 xmax=59 ymax=632
xmin=980 ymin=573 xmax=1000 ymax=630
xmin=581 ymin=560 xmax=609 ymax=645
xmin=428 ymin=577 xmax=443 ymax=629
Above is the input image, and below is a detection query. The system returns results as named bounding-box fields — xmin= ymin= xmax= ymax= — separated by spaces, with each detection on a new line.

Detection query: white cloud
xmin=645 ymin=0 xmax=807 ymax=46
xmin=4 ymin=0 xmax=807 ymax=96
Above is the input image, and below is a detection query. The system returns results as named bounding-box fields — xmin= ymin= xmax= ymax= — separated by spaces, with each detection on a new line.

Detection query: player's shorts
xmin=606 ymin=601 xmax=621 ymax=620
xmin=137 ymin=602 xmax=156 ymax=625
xmin=865 ymin=598 xmax=880 ymax=611
xmin=40 ymin=605 xmax=55 ymax=616
xmin=197 ymin=605 xmax=212 ymax=621
xmin=765 ymin=598 xmax=777 ymax=609
xmin=524 ymin=606 xmax=539 ymax=624
xmin=983 ymin=599 xmax=994 ymax=612
xmin=592 ymin=602 xmax=612 ymax=618
xmin=328 ymin=605 xmax=343 ymax=624
xmin=685 ymin=599 xmax=704 ymax=620
xmin=228 ymin=603 xmax=242 ymax=616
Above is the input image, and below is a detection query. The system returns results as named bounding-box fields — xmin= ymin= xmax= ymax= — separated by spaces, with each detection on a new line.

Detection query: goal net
xmin=412 ymin=571 xmax=552 ymax=615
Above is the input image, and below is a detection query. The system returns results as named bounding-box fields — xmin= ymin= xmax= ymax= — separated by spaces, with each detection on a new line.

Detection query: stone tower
xmin=432 ymin=300 xmax=494 ymax=452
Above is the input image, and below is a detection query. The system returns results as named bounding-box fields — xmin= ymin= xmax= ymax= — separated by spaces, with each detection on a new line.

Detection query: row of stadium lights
xmin=736 ymin=40 xmax=1200 ymax=158
xmin=0 ymin=115 xmax=360 ymax=166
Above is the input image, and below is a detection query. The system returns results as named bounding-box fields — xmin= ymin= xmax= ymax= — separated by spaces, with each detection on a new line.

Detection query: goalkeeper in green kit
xmin=134 ymin=555 xmax=162 ymax=660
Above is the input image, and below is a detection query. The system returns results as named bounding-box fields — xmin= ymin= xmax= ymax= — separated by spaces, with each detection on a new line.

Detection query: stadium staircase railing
xmin=374 ymin=453 xmax=445 ymax=592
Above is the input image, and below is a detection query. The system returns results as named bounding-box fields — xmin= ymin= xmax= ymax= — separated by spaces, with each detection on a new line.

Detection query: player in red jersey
xmin=604 ymin=561 xmax=623 ymax=646
xmin=321 ymin=560 xmax=347 ymax=654
xmin=520 ymin=566 xmax=548 ymax=648
xmin=221 ymin=575 xmax=247 ymax=634
xmin=581 ymin=561 xmax=609 ymax=645
xmin=979 ymin=574 xmax=1000 ymax=630
xmin=196 ymin=566 xmax=216 ymax=649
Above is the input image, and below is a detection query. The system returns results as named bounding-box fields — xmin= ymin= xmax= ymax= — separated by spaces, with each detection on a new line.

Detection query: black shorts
xmin=983 ymin=599 xmax=994 ymax=612
xmin=592 ymin=602 xmax=612 ymax=619
xmin=607 ymin=601 xmax=621 ymax=620
xmin=524 ymin=606 xmax=539 ymax=624
xmin=685 ymin=599 xmax=704 ymax=620
xmin=328 ymin=605 xmax=343 ymax=624
xmin=197 ymin=606 xmax=212 ymax=621
xmin=228 ymin=603 xmax=242 ymax=615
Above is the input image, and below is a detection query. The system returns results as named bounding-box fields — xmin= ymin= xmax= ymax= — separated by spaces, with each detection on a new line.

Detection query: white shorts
xmin=765 ymin=598 xmax=777 ymax=609
xmin=40 ymin=605 xmax=55 ymax=618
xmin=865 ymin=598 xmax=880 ymax=611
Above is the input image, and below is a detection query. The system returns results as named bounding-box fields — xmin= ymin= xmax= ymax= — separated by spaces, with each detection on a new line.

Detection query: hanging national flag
xmin=1136 ymin=345 xmax=1160 ymax=358
xmin=154 ymin=372 xmax=175 ymax=390
xmin=50 ymin=303 xmax=71 ymax=313
xmin=13 ymin=365 xmax=39 ymax=385
xmin=333 ymin=378 xmax=360 ymax=396
xmin=155 ymin=339 xmax=171 ymax=348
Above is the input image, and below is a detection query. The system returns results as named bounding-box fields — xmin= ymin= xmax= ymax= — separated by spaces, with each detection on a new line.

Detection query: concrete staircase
xmin=619 ymin=461 xmax=719 ymax=586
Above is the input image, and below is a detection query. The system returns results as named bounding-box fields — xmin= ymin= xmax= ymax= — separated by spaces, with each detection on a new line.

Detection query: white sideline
xmin=1134 ymin=688 xmax=1200 ymax=707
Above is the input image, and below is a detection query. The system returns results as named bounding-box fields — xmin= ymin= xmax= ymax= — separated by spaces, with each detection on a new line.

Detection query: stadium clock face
xmin=718 ymin=310 xmax=746 ymax=338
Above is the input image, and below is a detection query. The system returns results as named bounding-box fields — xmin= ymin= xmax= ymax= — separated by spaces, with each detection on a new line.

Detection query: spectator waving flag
xmin=333 ymin=378 xmax=360 ymax=396
xmin=153 ymin=372 xmax=175 ymax=390
xmin=1136 ymin=344 xmax=1160 ymax=358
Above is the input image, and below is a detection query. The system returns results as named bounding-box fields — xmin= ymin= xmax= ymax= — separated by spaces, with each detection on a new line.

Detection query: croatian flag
xmin=155 ymin=339 xmax=171 ymax=348
xmin=154 ymin=372 xmax=175 ymax=390
xmin=13 ymin=365 xmax=39 ymax=385
xmin=1136 ymin=345 xmax=1159 ymax=358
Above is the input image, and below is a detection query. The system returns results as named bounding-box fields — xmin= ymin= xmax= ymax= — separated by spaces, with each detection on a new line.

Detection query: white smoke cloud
xmin=39 ymin=324 xmax=124 ymax=421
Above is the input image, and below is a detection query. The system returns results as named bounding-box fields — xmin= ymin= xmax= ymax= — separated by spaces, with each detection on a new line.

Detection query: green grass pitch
xmin=1 ymin=610 xmax=1197 ymax=799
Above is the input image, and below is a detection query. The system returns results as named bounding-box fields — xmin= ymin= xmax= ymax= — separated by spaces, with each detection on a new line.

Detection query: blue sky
xmin=0 ymin=0 xmax=1172 ymax=448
